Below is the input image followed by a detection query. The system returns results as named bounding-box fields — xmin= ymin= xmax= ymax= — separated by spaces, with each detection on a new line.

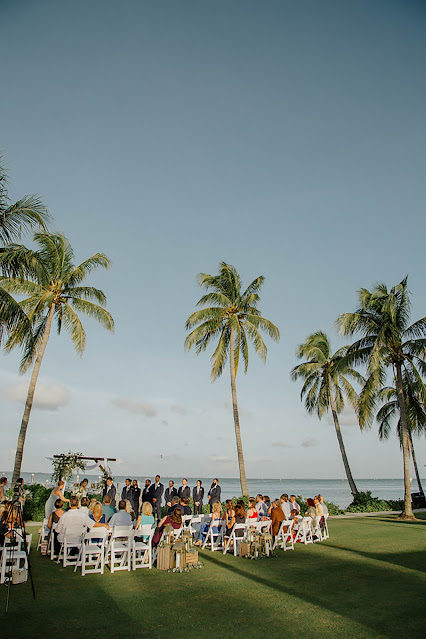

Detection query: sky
xmin=0 ymin=0 xmax=425 ymax=481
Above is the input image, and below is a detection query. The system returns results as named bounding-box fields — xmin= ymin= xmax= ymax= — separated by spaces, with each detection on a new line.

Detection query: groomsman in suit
xmin=193 ymin=480 xmax=204 ymax=515
xmin=132 ymin=480 xmax=141 ymax=515
xmin=142 ymin=479 xmax=152 ymax=504
xmin=208 ymin=478 xmax=221 ymax=512
xmin=121 ymin=478 xmax=133 ymax=503
xmin=178 ymin=478 xmax=190 ymax=501
xmin=150 ymin=474 xmax=164 ymax=521
xmin=102 ymin=477 xmax=117 ymax=508
xmin=164 ymin=480 xmax=178 ymax=514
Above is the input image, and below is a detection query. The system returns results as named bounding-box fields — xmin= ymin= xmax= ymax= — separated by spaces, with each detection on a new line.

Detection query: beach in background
xmin=3 ymin=473 xmax=424 ymax=508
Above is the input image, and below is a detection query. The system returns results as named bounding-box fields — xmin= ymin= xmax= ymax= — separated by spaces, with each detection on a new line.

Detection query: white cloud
xmin=111 ymin=397 xmax=157 ymax=417
xmin=171 ymin=404 xmax=187 ymax=416
xmin=272 ymin=441 xmax=293 ymax=448
xmin=1 ymin=380 xmax=70 ymax=411
xmin=301 ymin=438 xmax=318 ymax=448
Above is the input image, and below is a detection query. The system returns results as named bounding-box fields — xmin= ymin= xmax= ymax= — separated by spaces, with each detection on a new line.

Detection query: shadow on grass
xmin=201 ymin=548 xmax=426 ymax=639
xmin=324 ymin=542 xmax=426 ymax=573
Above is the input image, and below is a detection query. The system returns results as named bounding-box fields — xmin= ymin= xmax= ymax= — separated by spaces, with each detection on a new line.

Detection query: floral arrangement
xmin=49 ymin=451 xmax=86 ymax=482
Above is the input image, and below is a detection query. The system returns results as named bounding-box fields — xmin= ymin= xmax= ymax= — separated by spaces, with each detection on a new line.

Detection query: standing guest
xmin=47 ymin=498 xmax=65 ymax=558
xmin=102 ymin=477 xmax=117 ymax=508
xmin=247 ymin=499 xmax=258 ymax=520
xmin=45 ymin=480 xmax=70 ymax=519
xmin=102 ymin=494 xmax=116 ymax=522
xmin=150 ymin=475 xmax=164 ymax=521
xmin=152 ymin=507 xmax=183 ymax=548
xmin=80 ymin=478 xmax=89 ymax=497
xmin=280 ymin=494 xmax=291 ymax=520
xmin=164 ymin=480 xmax=178 ymax=514
xmin=178 ymin=478 xmax=190 ymax=500
xmin=121 ymin=478 xmax=133 ymax=503
xmin=271 ymin=499 xmax=285 ymax=537
xmin=208 ymin=479 xmax=221 ymax=512
xmin=289 ymin=495 xmax=300 ymax=514
xmin=193 ymin=480 xmax=204 ymax=515
xmin=109 ymin=500 xmax=133 ymax=528
xmin=255 ymin=494 xmax=268 ymax=518
xmin=80 ymin=497 xmax=90 ymax=514
xmin=317 ymin=494 xmax=328 ymax=516
xmin=132 ymin=480 xmax=141 ymax=515
xmin=142 ymin=479 xmax=152 ymax=504
xmin=0 ymin=477 xmax=7 ymax=502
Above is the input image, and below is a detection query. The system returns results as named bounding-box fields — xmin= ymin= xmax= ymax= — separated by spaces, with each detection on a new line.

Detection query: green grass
xmin=2 ymin=515 xmax=426 ymax=638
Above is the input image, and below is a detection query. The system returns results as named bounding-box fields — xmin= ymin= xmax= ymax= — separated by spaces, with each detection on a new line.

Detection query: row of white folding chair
xmin=37 ymin=518 xmax=50 ymax=551
xmin=273 ymin=520 xmax=294 ymax=551
xmin=223 ymin=523 xmax=247 ymax=556
xmin=201 ymin=519 xmax=226 ymax=551
xmin=0 ymin=534 xmax=32 ymax=584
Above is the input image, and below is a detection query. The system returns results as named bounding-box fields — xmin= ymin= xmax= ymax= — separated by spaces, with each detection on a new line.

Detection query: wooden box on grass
xmin=156 ymin=545 xmax=176 ymax=571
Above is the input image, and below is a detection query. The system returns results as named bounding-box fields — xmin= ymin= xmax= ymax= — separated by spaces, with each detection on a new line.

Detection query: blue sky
xmin=1 ymin=0 xmax=425 ymax=480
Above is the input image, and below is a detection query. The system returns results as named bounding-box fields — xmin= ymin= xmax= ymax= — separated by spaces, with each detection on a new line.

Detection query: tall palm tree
xmin=0 ymin=152 xmax=50 ymax=343
xmin=291 ymin=331 xmax=363 ymax=496
xmin=377 ymin=370 xmax=425 ymax=497
xmin=184 ymin=262 xmax=279 ymax=496
xmin=0 ymin=232 xmax=114 ymax=483
xmin=337 ymin=277 xmax=426 ymax=520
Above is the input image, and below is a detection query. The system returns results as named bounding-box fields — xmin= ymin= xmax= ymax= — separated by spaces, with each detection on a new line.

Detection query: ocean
xmin=4 ymin=472 xmax=424 ymax=508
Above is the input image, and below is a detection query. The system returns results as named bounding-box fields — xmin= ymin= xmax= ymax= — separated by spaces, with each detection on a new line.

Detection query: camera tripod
xmin=2 ymin=498 xmax=36 ymax=614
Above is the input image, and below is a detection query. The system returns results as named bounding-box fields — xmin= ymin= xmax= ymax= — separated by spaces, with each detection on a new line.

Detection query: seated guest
xmin=135 ymin=501 xmax=155 ymax=537
xmin=180 ymin=497 xmax=192 ymax=515
xmin=271 ymin=499 xmax=285 ymax=537
xmin=90 ymin=502 xmax=107 ymax=525
xmin=152 ymin=507 xmax=183 ymax=547
xmin=56 ymin=495 xmax=108 ymax=544
xmin=246 ymin=499 xmax=258 ymax=520
xmin=125 ymin=499 xmax=136 ymax=521
xmin=233 ymin=502 xmax=246 ymax=538
xmin=109 ymin=500 xmax=133 ymax=528
xmin=168 ymin=495 xmax=181 ymax=514
xmin=194 ymin=501 xmax=222 ymax=546
xmin=80 ymin=496 xmax=90 ymax=514
xmin=263 ymin=495 xmax=272 ymax=515
xmin=224 ymin=500 xmax=235 ymax=538
xmin=255 ymin=494 xmax=268 ymax=519
xmin=305 ymin=498 xmax=317 ymax=521
xmin=317 ymin=494 xmax=328 ymax=516
xmin=47 ymin=498 xmax=64 ymax=558
xmin=289 ymin=495 xmax=300 ymax=514
xmin=102 ymin=495 xmax=116 ymax=522
xmin=88 ymin=498 xmax=98 ymax=514
xmin=280 ymin=494 xmax=291 ymax=520
xmin=314 ymin=496 xmax=324 ymax=517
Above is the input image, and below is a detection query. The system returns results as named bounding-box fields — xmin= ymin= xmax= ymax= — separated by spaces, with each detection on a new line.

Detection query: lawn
xmin=2 ymin=514 xmax=425 ymax=639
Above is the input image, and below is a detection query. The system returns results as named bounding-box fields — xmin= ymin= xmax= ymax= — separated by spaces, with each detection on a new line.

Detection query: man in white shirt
xmin=280 ymin=494 xmax=291 ymax=519
xmin=108 ymin=500 xmax=133 ymax=528
xmin=56 ymin=496 xmax=106 ymax=542
xmin=289 ymin=495 xmax=300 ymax=514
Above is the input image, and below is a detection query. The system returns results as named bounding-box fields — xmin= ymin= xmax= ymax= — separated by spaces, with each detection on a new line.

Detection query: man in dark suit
xmin=164 ymin=480 xmax=178 ymax=514
xmin=178 ymin=478 xmax=191 ymax=501
xmin=193 ymin=480 xmax=204 ymax=515
xmin=142 ymin=479 xmax=152 ymax=504
xmin=150 ymin=474 xmax=164 ymax=521
xmin=102 ymin=477 xmax=117 ymax=508
xmin=208 ymin=478 xmax=221 ymax=512
xmin=121 ymin=478 xmax=133 ymax=503
xmin=132 ymin=480 xmax=141 ymax=515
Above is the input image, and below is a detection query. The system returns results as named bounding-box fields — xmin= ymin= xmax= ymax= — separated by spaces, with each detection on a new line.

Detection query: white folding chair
xmin=0 ymin=542 xmax=28 ymax=584
xmin=37 ymin=519 xmax=49 ymax=551
xmin=253 ymin=520 xmax=272 ymax=534
xmin=294 ymin=517 xmax=313 ymax=544
xmin=273 ymin=519 xmax=294 ymax=551
xmin=322 ymin=513 xmax=330 ymax=540
xmin=202 ymin=520 xmax=226 ymax=551
xmin=223 ymin=523 xmax=247 ymax=556
xmin=57 ymin=525 xmax=85 ymax=567
xmin=106 ymin=526 xmax=133 ymax=573
xmin=311 ymin=516 xmax=323 ymax=542
xmin=48 ymin=523 xmax=58 ymax=559
xmin=75 ymin=528 xmax=108 ymax=575
xmin=132 ymin=524 xmax=154 ymax=570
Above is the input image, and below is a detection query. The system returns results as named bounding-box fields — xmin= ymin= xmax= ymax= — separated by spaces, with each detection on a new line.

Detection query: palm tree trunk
xmin=229 ymin=326 xmax=249 ymax=497
xmin=395 ymin=363 xmax=415 ymax=519
xmin=12 ymin=303 xmax=55 ymax=484
xmin=408 ymin=430 xmax=424 ymax=496
xmin=328 ymin=377 xmax=359 ymax=496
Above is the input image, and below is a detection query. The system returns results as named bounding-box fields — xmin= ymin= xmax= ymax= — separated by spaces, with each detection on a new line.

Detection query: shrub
xmin=22 ymin=484 xmax=51 ymax=522
xmin=346 ymin=491 xmax=395 ymax=513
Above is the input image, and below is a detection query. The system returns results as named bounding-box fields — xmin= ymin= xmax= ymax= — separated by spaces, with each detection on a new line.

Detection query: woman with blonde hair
xmin=88 ymin=498 xmax=98 ymax=513
xmin=195 ymin=500 xmax=223 ymax=546
xmin=44 ymin=480 xmax=69 ymax=519
xmin=90 ymin=502 xmax=107 ymax=525
xmin=135 ymin=501 xmax=155 ymax=530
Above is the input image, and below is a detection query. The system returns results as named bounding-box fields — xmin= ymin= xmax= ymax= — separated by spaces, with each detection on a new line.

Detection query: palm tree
xmin=291 ymin=331 xmax=363 ymax=496
xmin=377 ymin=370 xmax=425 ymax=497
xmin=0 ymin=232 xmax=114 ymax=483
xmin=0 ymin=152 xmax=50 ymax=343
xmin=337 ymin=277 xmax=426 ymax=520
xmin=184 ymin=262 xmax=279 ymax=496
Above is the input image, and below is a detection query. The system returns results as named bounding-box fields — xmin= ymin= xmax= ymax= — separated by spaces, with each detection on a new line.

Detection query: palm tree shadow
xmin=324 ymin=541 xmax=426 ymax=573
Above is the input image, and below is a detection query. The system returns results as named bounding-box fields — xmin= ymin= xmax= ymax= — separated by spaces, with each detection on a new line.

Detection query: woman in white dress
xmin=44 ymin=480 xmax=69 ymax=519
